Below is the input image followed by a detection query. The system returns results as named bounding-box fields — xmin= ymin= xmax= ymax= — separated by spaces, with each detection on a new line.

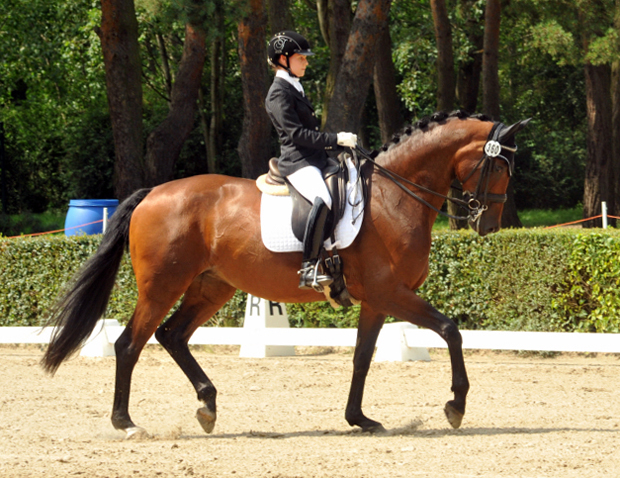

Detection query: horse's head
xmin=457 ymin=119 xmax=530 ymax=236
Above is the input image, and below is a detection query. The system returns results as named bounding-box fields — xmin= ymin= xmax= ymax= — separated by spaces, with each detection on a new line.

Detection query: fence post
xmin=601 ymin=201 xmax=608 ymax=229
xmin=103 ymin=207 xmax=108 ymax=234
xmin=239 ymin=294 xmax=295 ymax=358
xmin=79 ymin=319 xmax=119 ymax=357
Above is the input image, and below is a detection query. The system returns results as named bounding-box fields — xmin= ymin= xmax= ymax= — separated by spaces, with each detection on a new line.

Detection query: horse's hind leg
xmin=155 ymin=273 xmax=236 ymax=434
xmin=112 ymin=290 xmax=186 ymax=438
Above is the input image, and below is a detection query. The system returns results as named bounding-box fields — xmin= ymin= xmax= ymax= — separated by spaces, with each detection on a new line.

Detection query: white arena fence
xmin=1 ymin=295 xmax=619 ymax=361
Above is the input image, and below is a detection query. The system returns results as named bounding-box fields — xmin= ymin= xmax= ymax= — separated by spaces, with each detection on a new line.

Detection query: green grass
xmin=518 ymin=206 xmax=583 ymax=228
xmin=0 ymin=210 xmax=66 ymax=237
xmin=433 ymin=206 xmax=584 ymax=231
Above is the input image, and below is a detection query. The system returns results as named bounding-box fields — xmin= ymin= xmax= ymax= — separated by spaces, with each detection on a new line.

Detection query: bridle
xmin=353 ymin=122 xmax=517 ymax=224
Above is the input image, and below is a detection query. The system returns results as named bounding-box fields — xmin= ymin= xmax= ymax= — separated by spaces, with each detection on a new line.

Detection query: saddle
xmin=259 ymin=154 xmax=364 ymax=308
xmin=264 ymin=155 xmax=349 ymax=243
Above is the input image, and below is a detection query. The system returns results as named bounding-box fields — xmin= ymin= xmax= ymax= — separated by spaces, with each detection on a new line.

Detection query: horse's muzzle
xmin=469 ymin=214 xmax=501 ymax=237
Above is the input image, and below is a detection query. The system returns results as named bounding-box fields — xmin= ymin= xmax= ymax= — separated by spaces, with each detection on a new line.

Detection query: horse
xmin=42 ymin=110 xmax=529 ymax=439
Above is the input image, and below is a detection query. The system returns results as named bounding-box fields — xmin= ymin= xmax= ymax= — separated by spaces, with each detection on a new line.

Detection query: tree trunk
xmin=373 ymin=24 xmax=404 ymax=144
xmin=611 ymin=61 xmax=619 ymax=227
xmin=267 ymin=0 xmax=293 ymax=35
xmin=482 ymin=0 xmax=500 ymax=120
xmin=237 ymin=0 xmax=273 ymax=179
xmin=456 ymin=0 xmax=483 ymax=113
xmin=319 ymin=0 xmax=352 ymax=128
xmin=482 ymin=0 xmax=521 ymax=228
xmin=156 ymin=32 xmax=173 ymax=101
xmin=430 ymin=0 xmax=465 ymax=230
xmin=207 ymin=6 xmax=226 ymax=174
xmin=583 ymin=62 xmax=613 ymax=228
xmin=431 ymin=0 xmax=455 ymax=113
xmin=144 ymin=23 xmax=207 ymax=186
xmin=610 ymin=1 xmax=620 ymax=225
xmin=98 ymin=0 xmax=144 ymax=201
xmin=324 ymin=0 xmax=392 ymax=133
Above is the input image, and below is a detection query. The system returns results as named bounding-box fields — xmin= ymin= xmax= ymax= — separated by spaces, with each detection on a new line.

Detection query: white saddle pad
xmin=260 ymin=156 xmax=365 ymax=253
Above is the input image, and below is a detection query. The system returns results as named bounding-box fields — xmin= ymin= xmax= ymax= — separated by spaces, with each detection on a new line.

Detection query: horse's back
xmin=127 ymin=174 xmax=261 ymax=275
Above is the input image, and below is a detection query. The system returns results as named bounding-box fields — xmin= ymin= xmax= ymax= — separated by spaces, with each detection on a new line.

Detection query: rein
xmin=352 ymin=122 xmax=516 ymax=223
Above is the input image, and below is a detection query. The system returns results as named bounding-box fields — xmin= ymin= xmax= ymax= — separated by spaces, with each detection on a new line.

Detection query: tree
xmin=455 ymin=0 xmax=483 ymax=113
xmin=431 ymin=0 xmax=468 ymax=229
xmin=482 ymin=0 xmax=501 ymax=120
xmin=612 ymin=0 xmax=620 ymax=225
xmin=318 ymin=0 xmax=352 ymax=126
xmin=144 ymin=22 xmax=207 ymax=186
xmin=324 ymin=0 xmax=392 ymax=133
xmin=0 ymin=0 xmax=112 ymax=212
xmin=267 ymin=0 xmax=294 ymax=34
xmin=206 ymin=1 xmax=226 ymax=174
xmin=584 ymin=62 xmax=613 ymax=227
xmin=581 ymin=1 xmax=614 ymax=227
xmin=482 ymin=0 xmax=522 ymax=228
xmin=431 ymin=0 xmax=455 ymax=112
xmin=98 ymin=0 xmax=145 ymax=200
xmin=99 ymin=0 xmax=211 ymax=198
xmin=526 ymin=0 xmax=616 ymax=226
xmin=373 ymin=24 xmax=405 ymax=143
xmin=237 ymin=0 xmax=273 ymax=179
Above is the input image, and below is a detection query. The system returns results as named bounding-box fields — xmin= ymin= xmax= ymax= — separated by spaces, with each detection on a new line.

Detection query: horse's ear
xmin=498 ymin=118 xmax=531 ymax=143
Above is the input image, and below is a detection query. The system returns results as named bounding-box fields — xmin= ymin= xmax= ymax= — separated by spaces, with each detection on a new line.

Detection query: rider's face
xmin=288 ymin=53 xmax=308 ymax=78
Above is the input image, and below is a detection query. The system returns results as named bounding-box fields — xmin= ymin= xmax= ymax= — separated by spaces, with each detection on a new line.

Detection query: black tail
xmin=41 ymin=188 xmax=152 ymax=374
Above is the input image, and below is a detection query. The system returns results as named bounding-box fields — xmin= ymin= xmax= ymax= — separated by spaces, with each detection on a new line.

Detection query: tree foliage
xmin=1 ymin=0 xmax=612 ymax=216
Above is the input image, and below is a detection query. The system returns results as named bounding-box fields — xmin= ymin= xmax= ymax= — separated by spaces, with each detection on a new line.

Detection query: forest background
xmin=0 ymin=0 xmax=617 ymax=229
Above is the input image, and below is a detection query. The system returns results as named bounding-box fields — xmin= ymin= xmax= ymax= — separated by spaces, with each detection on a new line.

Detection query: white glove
xmin=337 ymin=132 xmax=358 ymax=148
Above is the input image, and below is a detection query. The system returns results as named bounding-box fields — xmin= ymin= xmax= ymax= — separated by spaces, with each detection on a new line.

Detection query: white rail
xmin=2 ymin=323 xmax=619 ymax=356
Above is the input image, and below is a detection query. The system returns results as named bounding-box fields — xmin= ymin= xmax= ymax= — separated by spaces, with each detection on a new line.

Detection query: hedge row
xmin=2 ymin=229 xmax=620 ymax=332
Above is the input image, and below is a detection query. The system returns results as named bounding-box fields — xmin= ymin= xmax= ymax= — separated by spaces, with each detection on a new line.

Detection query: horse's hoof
xmin=444 ymin=401 xmax=464 ymax=429
xmin=196 ymin=407 xmax=217 ymax=434
xmin=362 ymin=422 xmax=387 ymax=434
xmin=125 ymin=426 xmax=149 ymax=440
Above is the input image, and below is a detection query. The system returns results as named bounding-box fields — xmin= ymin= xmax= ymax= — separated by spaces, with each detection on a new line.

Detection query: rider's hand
xmin=337 ymin=132 xmax=358 ymax=148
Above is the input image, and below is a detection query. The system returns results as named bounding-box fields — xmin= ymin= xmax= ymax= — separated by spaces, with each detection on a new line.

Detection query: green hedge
xmin=2 ymin=229 xmax=620 ymax=332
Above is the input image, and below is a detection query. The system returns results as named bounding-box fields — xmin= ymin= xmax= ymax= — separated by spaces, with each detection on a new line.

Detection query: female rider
xmin=265 ymin=30 xmax=357 ymax=290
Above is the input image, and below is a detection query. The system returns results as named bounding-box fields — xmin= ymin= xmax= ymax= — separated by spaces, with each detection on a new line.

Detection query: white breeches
xmin=287 ymin=166 xmax=333 ymax=210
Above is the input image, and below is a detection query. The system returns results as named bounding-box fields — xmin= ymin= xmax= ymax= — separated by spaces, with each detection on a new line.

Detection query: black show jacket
xmin=265 ymin=77 xmax=339 ymax=177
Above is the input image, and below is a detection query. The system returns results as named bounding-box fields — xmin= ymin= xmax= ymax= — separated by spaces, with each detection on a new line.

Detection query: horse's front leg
xmin=345 ymin=303 xmax=386 ymax=433
xmin=387 ymin=291 xmax=469 ymax=429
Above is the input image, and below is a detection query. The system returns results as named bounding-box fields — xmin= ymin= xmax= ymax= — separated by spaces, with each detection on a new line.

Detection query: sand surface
xmin=1 ymin=345 xmax=619 ymax=477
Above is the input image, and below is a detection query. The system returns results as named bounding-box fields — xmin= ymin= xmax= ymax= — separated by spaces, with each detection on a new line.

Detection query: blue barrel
xmin=64 ymin=199 xmax=119 ymax=236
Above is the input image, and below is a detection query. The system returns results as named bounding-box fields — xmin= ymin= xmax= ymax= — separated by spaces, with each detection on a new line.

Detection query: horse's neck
xmin=378 ymin=131 xmax=457 ymax=205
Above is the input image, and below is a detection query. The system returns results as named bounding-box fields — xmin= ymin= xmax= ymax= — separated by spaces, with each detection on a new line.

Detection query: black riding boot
xmin=298 ymin=197 xmax=333 ymax=290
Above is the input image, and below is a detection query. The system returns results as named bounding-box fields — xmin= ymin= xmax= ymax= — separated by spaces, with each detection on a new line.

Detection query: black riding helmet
xmin=267 ymin=31 xmax=315 ymax=77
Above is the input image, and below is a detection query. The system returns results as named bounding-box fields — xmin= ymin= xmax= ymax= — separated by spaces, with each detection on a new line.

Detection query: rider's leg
xmin=287 ymin=167 xmax=333 ymax=290
xmin=286 ymin=166 xmax=333 ymax=209
xmin=297 ymin=197 xmax=333 ymax=289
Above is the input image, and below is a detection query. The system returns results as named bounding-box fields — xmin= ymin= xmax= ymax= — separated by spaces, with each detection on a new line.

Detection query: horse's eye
xmin=494 ymin=162 xmax=505 ymax=173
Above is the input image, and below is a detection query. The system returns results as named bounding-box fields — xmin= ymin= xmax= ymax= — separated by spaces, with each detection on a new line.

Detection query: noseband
xmin=354 ymin=122 xmax=517 ymax=223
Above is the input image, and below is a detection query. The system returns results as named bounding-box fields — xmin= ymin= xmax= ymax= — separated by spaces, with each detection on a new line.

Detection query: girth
xmin=266 ymin=156 xmax=349 ymax=243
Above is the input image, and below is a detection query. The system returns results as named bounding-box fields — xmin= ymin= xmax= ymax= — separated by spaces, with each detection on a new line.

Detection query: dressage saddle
xmin=265 ymin=155 xmax=349 ymax=244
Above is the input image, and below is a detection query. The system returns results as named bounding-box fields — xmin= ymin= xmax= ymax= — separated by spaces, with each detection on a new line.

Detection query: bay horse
xmin=42 ymin=110 xmax=529 ymax=438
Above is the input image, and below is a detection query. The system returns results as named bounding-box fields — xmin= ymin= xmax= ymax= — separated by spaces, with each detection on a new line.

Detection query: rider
xmin=265 ymin=30 xmax=357 ymax=290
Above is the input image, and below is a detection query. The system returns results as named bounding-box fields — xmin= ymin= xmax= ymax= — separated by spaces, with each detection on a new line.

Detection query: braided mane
xmin=374 ymin=110 xmax=492 ymax=156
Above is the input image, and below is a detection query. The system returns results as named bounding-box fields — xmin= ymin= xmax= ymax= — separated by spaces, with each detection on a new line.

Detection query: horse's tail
xmin=41 ymin=188 xmax=153 ymax=374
